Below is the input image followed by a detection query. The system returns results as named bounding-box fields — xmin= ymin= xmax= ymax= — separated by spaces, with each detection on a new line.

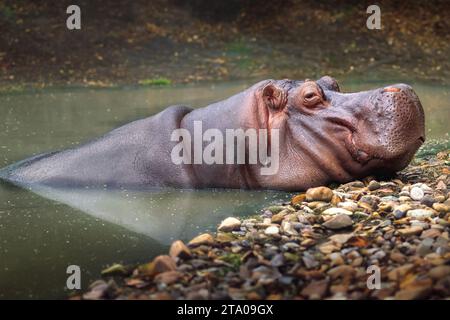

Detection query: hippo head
xmin=252 ymin=76 xmax=425 ymax=190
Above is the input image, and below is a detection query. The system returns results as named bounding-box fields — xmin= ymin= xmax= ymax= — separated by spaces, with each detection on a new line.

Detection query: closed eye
xmin=304 ymin=92 xmax=316 ymax=99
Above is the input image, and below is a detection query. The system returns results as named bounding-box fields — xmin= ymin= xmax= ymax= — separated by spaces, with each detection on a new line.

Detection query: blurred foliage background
xmin=0 ymin=0 xmax=449 ymax=88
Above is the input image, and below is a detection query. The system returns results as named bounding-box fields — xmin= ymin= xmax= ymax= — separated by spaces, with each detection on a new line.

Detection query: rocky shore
xmin=78 ymin=150 xmax=450 ymax=300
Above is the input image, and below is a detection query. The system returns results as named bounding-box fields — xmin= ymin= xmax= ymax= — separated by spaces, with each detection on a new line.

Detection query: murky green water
xmin=0 ymin=79 xmax=449 ymax=299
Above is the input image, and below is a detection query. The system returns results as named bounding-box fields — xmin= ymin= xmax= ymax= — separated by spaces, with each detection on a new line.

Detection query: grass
xmin=218 ymin=253 xmax=242 ymax=269
xmin=226 ymin=40 xmax=251 ymax=56
xmin=138 ymin=77 xmax=172 ymax=86
xmin=0 ymin=5 xmax=16 ymax=22
xmin=224 ymin=39 xmax=255 ymax=71
xmin=0 ymin=84 xmax=25 ymax=94
xmin=415 ymin=138 xmax=450 ymax=159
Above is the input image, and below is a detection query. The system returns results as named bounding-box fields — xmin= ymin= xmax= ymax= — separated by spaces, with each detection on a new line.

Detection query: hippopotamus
xmin=0 ymin=76 xmax=425 ymax=191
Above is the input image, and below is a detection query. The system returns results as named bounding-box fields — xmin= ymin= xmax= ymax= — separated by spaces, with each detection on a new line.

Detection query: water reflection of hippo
xmin=0 ymin=76 xmax=425 ymax=191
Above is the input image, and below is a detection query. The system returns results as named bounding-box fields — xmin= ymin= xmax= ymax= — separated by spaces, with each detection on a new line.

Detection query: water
xmin=0 ymin=79 xmax=449 ymax=299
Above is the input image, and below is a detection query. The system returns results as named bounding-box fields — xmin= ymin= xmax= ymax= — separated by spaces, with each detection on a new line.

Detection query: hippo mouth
xmin=328 ymin=117 xmax=372 ymax=164
xmin=344 ymin=134 xmax=371 ymax=164
xmin=331 ymin=117 xmax=425 ymax=165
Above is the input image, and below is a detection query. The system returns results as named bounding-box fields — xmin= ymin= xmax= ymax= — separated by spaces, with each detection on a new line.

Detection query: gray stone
xmin=410 ymin=186 xmax=424 ymax=201
xmin=322 ymin=207 xmax=353 ymax=216
xmin=264 ymin=225 xmax=280 ymax=236
xmin=218 ymin=217 xmax=241 ymax=232
xmin=407 ymin=209 xmax=435 ymax=219
xmin=323 ymin=214 xmax=353 ymax=230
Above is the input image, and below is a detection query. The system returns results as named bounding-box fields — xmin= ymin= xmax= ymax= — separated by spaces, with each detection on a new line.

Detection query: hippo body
xmin=1 ymin=105 xmax=195 ymax=188
xmin=0 ymin=77 xmax=425 ymax=191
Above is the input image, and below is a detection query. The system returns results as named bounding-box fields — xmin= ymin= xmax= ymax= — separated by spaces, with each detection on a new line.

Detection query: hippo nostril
xmin=382 ymin=87 xmax=401 ymax=93
xmin=418 ymin=136 xmax=425 ymax=143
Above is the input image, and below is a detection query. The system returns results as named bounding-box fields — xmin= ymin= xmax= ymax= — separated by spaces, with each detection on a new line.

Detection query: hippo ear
xmin=317 ymin=76 xmax=340 ymax=92
xmin=262 ymin=83 xmax=288 ymax=110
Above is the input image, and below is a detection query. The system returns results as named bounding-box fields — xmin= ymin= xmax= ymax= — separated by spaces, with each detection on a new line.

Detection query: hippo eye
xmin=304 ymin=92 xmax=316 ymax=99
xmin=301 ymin=85 xmax=322 ymax=107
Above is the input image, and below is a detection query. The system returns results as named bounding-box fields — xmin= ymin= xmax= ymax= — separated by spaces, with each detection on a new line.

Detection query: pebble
xmin=322 ymin=207 xmax=353 ymax=216
xmin=261 ymin=210 xmax=273 ymax=218
xmin=337 ymin=201 xmax=358 ymax=212
xmin=188 ymin=233 xmax=214 ymax=246
xmin=153 ymin=255 xmax=177 ymax=273
xmin=387 ymin=264 xmax=414 ymax=281
xmin=328 ymin=233 xmax=353 ymax=244
xmin=398 ymin=226 xmax=423 ymax=237
xmin=292 ymin=194 xmax=306 ymax=204
xmin=264 ymin=225 xmax=280 ymax=236
xmin=266 ymin=206 xmax=285 ymax=214
xmin=80 ymin=151 xmax=450 ymax=301
xmin=218 ymin=217 xmax=241 ymax=232
xmin=353 ymin=212 xmax=369 ymax=219
xmin=393 ymin=204 xmax=411 ymax=219
xmin=394 ymin=282 xmax=432 ymax=300
xmin=301 ymin=280 xmax=329 ymax=299
xmin=419 ymin=183 xmax=432 ymax=193
xmin=307 ymin=201 xmax=328 ymax=209
xmin=323 ymin=214 xmax=353 ymax=230
xmin=169 ymin=240 xmax=192 ymax=259
xmin=417 ymin=238 xmax=434 ymax=256
xmin=390 ymin=251 xmax=406 ymax=263
xmin=428 ymin=265 xmax=450 ymax=279
xmin=281 ymin=221 xmax=298 ymax=235
xmin=300 ymin=238 xmax=316 ymax=247
xmin=358 ymin=195 xmax=380 ymax=210
xmin=327 ymin=265 xmax=355 ymax=280
xmin=436 ymin=180 xmax=447 ymax=190
xmin=378 ymin=202 xmax=393 ymax=213
xmin=216 ymin=232 xmax=236 ymax=243
xmin=420 ymin=195 xmax=435 ymax=207
xmin=420 ymin=228 xmax=441 ymax=239
xmin=271 ymin=211 xmax=287 ymax=223
xmin=410 ymin=220 xmax=429 ymax=229
xmin=410 ymin=186 xmax=424 ymax=201
xmin=282 ymin=242 xmax=301 ymax=250
xmin=306 ymin=186 xmax=334 ymax=202
xmin=270 ymin=254 xmax=285 ymax=267
xmin=318 ymin=241 xmax=339 ymax=254
xmin=329 ymin=252 xmax=344 ymax=265
xmin=154 ymin=271 xmax=182 ymax=285
xmin=407 ymin=209 xmax=435 ymax=219
xmin=302 ymin=253 xmax=319 ymax=269
xmin=367 ymin=180 xmax=381 ymax=191
xmin=345 ymin=181 xmax=365 ymax=188
xmin=432 ymin=203 xmax=450 ymax=213
xmin=371 ymin=250 xmax=386 ymax=260
xmin=83 ymin=280 xmax=114 ymax=300
xmin=186 ymin=289 xmax=209 ymax=300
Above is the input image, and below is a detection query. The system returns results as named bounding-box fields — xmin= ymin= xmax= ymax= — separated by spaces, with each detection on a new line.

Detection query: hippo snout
xmin=365 ymin=83 xmax=425 ymax=170
xmin=380 ymin=83 xmax=425 ymax=141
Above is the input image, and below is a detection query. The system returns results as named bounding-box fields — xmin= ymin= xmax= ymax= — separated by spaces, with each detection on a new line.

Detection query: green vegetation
xmin=265 ymin=206 xmax=286 ymax=214
xmin=0 ymin=84 xmax=25 ymax=94
xmin=225 ymin=39 xmax=255 ymax=71
xmin=225 ymin=40 xmax=251 ymax=56
xmin=138 ymin=77 xmax=172 ymax=86
xmin=415 ymin=138 xmax=450 ymax=159
xmin=218 ymin=253 xmax=242 ymax=269
xmin=0 ymin=4 xmax=15 ymax=22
